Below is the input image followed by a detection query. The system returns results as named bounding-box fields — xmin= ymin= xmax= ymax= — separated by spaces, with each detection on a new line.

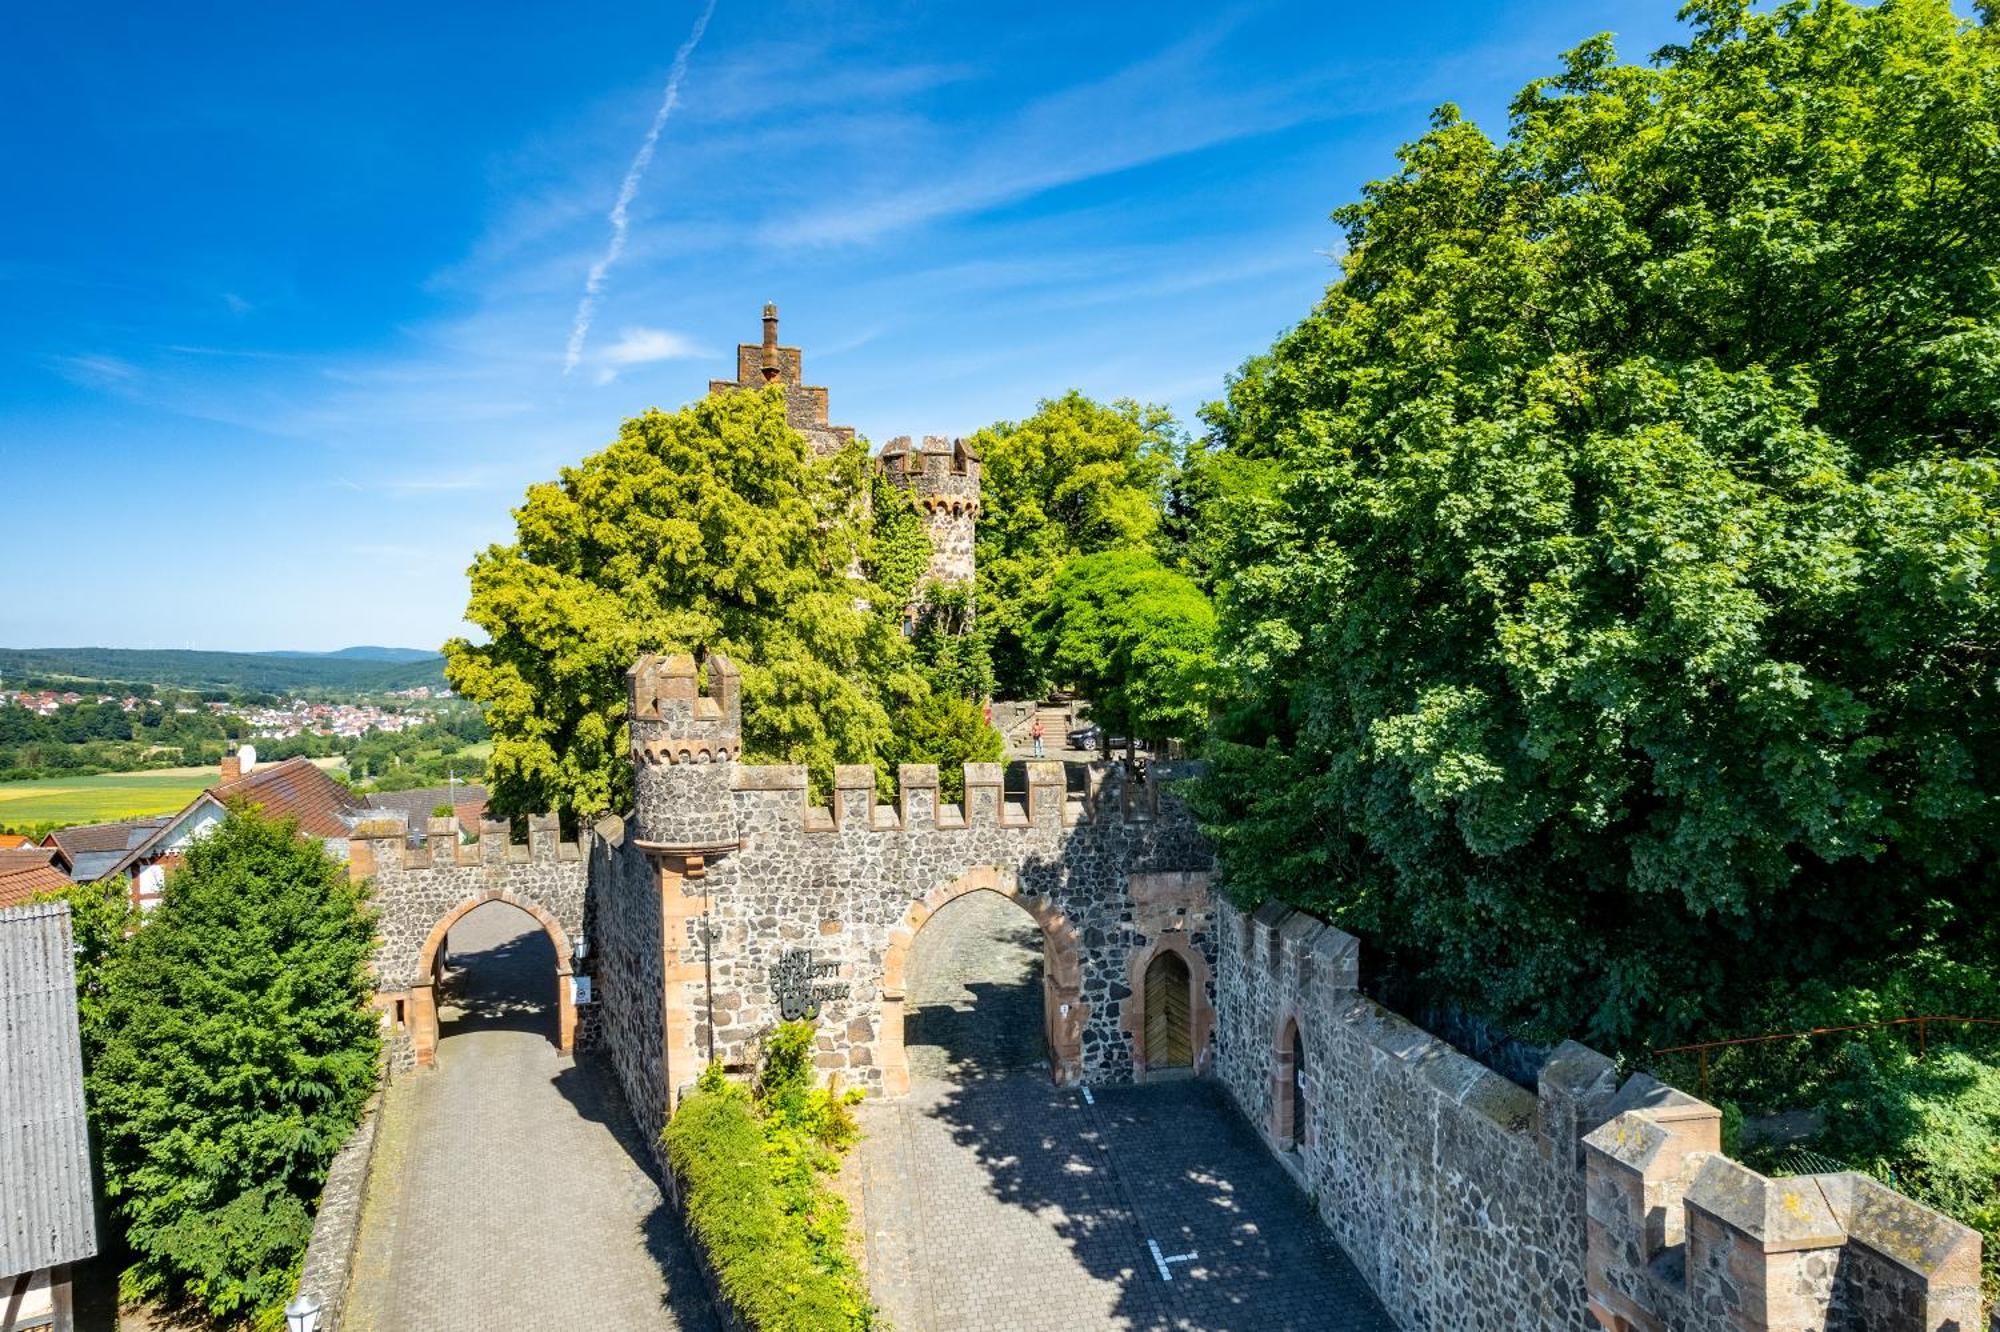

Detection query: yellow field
xmin=0 ymin=758 xmax=346 ymax=827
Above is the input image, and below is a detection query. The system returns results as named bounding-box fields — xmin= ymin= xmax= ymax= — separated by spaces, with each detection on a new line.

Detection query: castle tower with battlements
xmin=709 ymin=305 xmax=981 ymax=611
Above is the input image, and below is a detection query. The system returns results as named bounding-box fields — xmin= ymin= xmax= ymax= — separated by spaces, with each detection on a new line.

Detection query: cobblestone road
xmin=853 ymin=891 xmax=1394 ymax=1332
xmin=344 ymin=903 xmax=716 ymax=1332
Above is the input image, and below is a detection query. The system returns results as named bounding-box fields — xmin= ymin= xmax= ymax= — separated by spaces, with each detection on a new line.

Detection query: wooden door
xmin=1143 ymin=950 xmax=1193 ymax=1069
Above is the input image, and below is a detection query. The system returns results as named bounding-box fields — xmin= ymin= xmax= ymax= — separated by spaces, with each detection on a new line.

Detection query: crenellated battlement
xmin=725 ymin=758 xmax=1186 ymax=833
xmin=1584 ymin=1091 xmax=1983 ymax=1330
xmin=880 ymin=435 xmax=980 ymax=509
xmin=628 ymin=652 xmax=740 ymax=733
xmin=347 ymin=812 xmax=580 ymax=874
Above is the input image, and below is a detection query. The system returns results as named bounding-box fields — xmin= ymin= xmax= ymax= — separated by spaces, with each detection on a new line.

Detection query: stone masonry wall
xmin=355 ymin=815 xmax=586 ymax=994
xmin=1212 ymin=897 xmax=1984 ymax=1332
xmin=1212 ymin=897 xmax=1610 ymax=1332
xmin=652 ymin=758 xmax=1213 ymax=1100
xmin=586 ymin=821 xmax=673 ymax=1178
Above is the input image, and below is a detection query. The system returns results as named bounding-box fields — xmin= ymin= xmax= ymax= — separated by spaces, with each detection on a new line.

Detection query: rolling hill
xmin=0 ymin=646 xmax=447 ymax=693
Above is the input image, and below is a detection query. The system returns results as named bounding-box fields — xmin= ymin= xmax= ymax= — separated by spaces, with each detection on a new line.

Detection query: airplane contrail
xmin=563 ymin=0 xmax=719 ymax=376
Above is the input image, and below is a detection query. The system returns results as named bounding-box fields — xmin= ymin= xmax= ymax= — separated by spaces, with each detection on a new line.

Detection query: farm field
xmin=0 ymin=758 xmax=346 ymax=827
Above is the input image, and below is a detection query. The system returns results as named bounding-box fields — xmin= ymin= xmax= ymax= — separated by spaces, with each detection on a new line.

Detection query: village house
xmin=105 ymin=749 xmax=364 ymax=909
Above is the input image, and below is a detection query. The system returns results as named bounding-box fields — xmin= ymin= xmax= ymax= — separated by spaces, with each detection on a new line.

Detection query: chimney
xmin=220 ymin=750 xmax=241 ymax=783
xmin=760 ymin=302 xmax=781 ymax=382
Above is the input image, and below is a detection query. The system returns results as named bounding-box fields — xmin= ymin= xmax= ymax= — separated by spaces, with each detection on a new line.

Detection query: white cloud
xmin=593 ymin=325 xmax=706 ymax=383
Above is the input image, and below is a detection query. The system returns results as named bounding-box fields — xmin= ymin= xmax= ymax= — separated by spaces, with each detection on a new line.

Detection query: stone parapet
xmin=1583 ymin=1102 xmax=1984 ymax=1332
xmin=1211 ymin=897 xmax=1983 ymax=1332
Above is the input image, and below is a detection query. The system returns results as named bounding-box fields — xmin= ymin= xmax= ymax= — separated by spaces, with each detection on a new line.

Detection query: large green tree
xmin=971 ymin=391 xmax=1181 ymax=695
xmin=448 ymin=386 xmax=996 ymax=815
xmin=1196 ymin=0 xmax=2000 ymax=1047
xmin=88 ymin=806 xmax=378 ymax=1324
xmin=1031 ymin=551 xmax=1216 ymax=754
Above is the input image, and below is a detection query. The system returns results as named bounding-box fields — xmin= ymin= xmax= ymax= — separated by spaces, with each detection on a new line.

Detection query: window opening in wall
xmin=1288 ymin=1024 xmax=1308 ymax=1154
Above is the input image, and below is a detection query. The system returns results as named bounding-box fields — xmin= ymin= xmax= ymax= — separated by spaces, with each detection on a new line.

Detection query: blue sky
xmin=1 ymin=0 xmax=1692 ymax=652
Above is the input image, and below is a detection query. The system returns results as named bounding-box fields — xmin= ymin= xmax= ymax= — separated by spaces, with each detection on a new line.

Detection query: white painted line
xmin=1147 ymin=1239 xmax=1198 ymax=1282
xmin=1081 ymin=1086 xmax=1096 ymax=1105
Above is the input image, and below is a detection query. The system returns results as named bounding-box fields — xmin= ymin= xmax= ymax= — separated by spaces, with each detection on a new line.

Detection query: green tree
xmin=877 ymin=688 xmax=1006 ymax=803
xmin=1195 ymin=0 xmax=2000 ymax=1047
xmin=87 ymin=805 xmax=378 ymax=1324
xmin=446 ymin=387 xmax=929 ymax=816
xmin=1032 ymin=551 xmax=1216 ymax=755
xmin=971 ymin=392 xmax=1181 ymax=695
xmin=37 ymin=875 xmax=137 ymax=1068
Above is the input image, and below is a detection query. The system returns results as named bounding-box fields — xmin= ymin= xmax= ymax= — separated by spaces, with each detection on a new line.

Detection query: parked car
xmin=1066 ymin=724 xmax=1101 ymax=750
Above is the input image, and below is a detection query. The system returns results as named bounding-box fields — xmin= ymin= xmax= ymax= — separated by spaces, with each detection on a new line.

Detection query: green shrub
xmin=664 ymin=1027 xmax=873 ymax=1331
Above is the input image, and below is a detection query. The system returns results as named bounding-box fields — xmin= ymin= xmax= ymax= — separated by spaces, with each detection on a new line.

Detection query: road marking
xmin=1081 ymin=1086 xmax=1095 ymax=1105
xmin=1147 ymin=1238 xmax=1198 ymax=1282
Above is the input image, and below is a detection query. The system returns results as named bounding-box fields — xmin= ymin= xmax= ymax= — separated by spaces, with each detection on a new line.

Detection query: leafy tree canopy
xmin=1195 ymin=0 xmax=2000 ymax=1047
xmin=88 ymin=805 xmax=378 ymax=1324
xmin=971 ymin=392 xmax=1182 ymax=696
xmin=448 ymin=386 xmax=996 ymax=815
xmin=1032 ymin=551 xmax=1216 ymax=750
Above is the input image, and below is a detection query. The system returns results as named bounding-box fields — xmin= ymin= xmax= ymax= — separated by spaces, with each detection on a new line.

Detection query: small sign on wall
xmin=572 ymin=976 xmax=594 ymax=1005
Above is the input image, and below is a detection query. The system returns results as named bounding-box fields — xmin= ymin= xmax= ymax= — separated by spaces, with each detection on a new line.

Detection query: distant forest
xmin=0 ymin=647 xmax=447 ymax=693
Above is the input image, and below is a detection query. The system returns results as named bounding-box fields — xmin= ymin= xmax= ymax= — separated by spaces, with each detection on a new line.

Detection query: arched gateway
xmin=408 ymin=890 xmax=577 ymax=1067
xmin=879 ymin=866 xmax=1085 ymax=1095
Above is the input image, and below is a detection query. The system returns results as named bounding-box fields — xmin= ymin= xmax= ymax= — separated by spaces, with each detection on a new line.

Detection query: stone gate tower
xmin=879 ymin=435 xmax=980 ymax=591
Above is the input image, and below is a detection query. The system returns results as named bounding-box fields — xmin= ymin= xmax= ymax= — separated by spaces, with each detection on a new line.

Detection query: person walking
xmin=1030 ymin=718 xmax=1045 ymax=758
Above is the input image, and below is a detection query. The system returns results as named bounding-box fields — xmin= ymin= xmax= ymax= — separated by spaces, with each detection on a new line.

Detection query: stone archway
xmin=878 ymin=865 xmax=1084 ymax=1095
xmin=410 ymin=890 xmax=576 ymax=1067
xmin=1121 ymin=934 xmax=1215 ymax=1081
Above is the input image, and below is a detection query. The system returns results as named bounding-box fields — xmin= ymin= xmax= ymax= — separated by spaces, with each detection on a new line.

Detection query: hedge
xmin=664 ymin=1047 xmax=873 ymax=1331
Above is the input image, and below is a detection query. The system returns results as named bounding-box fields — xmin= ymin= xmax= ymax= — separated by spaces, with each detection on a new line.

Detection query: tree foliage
xmin=87 ymin=806 xmax=379 ymax=1324
xmin=971 ymin=392 xmax=1181 ymax=695
xmin=446 ymin=387 xmax=980 ymax=815
xmin=1194 ymin=0 xmax=2000 ymax=1046
xmin=1031 ymin=551 xmax=1216 ymax=748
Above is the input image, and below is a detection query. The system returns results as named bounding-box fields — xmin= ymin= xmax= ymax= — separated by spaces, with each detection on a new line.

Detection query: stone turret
xmin=706 ymin=304 xmax=856 ymax=456
xmin=880 ymin=434 xmax=980 ymax=591
xmin=628 ymin=652 xmax=741 ymax=854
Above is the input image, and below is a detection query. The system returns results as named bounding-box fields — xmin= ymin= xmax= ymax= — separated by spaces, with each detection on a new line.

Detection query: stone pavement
xmin=853 ymin=888 xmax=1394 ymax=1331
xmin=343 ymin=903 xmax=716 ymax=1332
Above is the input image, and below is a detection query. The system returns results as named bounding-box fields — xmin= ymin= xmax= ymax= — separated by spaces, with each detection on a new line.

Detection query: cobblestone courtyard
xmin=852 ymin=890 xmax=1395 ymax=1332
xmin=343 ymin=903 xmax=715 ymax=1332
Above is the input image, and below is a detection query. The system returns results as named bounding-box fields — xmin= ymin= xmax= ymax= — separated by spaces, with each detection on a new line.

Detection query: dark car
xmin=1066 ymin=724 xmax=1101 ymax=750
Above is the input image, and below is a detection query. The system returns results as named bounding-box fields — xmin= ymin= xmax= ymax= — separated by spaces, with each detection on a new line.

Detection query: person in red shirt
xmin=1030 ymin=718 xmax=1045 ymax=758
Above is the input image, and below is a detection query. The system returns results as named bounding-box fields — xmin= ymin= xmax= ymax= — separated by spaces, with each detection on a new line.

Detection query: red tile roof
xmin=0 ymin=848 xmax=74 ymax=910
xmin=206 ymin=756 xmax=363 ymax=840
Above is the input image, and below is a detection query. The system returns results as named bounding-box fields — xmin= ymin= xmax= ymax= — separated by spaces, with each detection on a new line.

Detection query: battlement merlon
xmin=880 ymin=436 xmax=981 ymax=509
xmin=347 ymin=811 xmax=580 ymax=877
xmin=628 ymin=652 xmax=741 ymax=761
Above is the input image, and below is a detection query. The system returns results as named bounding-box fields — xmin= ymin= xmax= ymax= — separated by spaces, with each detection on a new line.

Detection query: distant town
xmin=1 ymin=686 xmax=448 ymax=738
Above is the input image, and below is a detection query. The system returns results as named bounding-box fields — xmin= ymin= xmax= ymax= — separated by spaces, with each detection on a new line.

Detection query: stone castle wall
xmin=670 ymin=760 xmax=1211 ymax=1097
xmin=584 ymin=823 xmax=675 ymax=1178
xmin=351 ymin=814 xmax=589 ymax=1065
xmin=355 ymin=815 xmax=586 ymax=993
xmin=1210 ymin=897 xmax=1984 ymax=1332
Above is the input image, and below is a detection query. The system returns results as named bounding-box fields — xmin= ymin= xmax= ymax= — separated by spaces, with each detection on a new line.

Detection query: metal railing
xmin=1648 ymin=1015 xmax=2000 ymax=1098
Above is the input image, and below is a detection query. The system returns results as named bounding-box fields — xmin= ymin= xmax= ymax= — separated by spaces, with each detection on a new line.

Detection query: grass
xmin=0 ymin=758 xmax=347 ymax=827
